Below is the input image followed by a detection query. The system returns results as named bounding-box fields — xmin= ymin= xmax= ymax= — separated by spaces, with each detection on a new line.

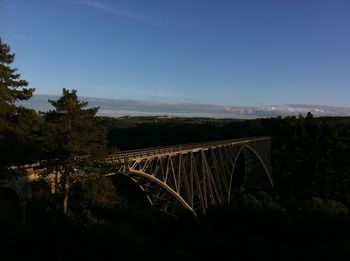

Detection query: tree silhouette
xmin=43 ymin=88 xmax=107 ymax=214
xmin=0 ymin=37 xmax=36 ymax=181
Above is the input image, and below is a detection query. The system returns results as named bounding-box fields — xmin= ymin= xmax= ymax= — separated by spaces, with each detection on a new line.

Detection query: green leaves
xmin=44 ymin=88 xmax=106 ymax=161
xmin=42 ymin=88 xmax=108 ymax=213
xmin=0 ymin=38 xmax=33 ymax=107
xmin=304 ymin=197 xmax=349 ymax=217
xmin=0 ymin=38 xmax=39 ymax=174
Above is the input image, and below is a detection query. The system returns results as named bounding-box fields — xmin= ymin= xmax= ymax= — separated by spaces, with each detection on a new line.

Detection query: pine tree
xmin=43 ymin=88 xmax=107 ymax=214
xmin=0 ymin=37 xmax=34 ymax=127
xmin=0 ymin=38 xmax=36 ymax=181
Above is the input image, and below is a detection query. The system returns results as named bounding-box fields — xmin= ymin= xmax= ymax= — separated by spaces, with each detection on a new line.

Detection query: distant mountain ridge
xmin=18 ymin=94 xmax=350 ymax=119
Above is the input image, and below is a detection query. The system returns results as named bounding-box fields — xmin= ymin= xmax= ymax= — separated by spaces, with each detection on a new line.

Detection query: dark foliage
xmin=0 ymin=38 xmax=39 ymax=180
xmin=40 ymin=89 xmax=108 ymax=214
xmin=2 ymin=114 xmax=349 ymax=261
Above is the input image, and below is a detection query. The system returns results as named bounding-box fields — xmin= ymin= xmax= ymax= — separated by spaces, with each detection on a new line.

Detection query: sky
xmin=1 ymin=0 xmax=350 ymax=107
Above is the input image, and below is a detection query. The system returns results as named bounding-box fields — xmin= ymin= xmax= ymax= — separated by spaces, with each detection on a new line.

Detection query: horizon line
xmin=30 ymin=93 xmax=350 ymax=109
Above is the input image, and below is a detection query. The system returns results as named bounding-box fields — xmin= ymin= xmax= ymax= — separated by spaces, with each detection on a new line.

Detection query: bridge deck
xmin=10 ymin=136 xmax=270 ymax=169
xmin=107 ymin=136 xmax=270 ymax=162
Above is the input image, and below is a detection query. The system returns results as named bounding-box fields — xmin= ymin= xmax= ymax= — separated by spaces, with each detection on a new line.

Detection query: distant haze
xmin=18 ymin=95 xmax=350 ymax=119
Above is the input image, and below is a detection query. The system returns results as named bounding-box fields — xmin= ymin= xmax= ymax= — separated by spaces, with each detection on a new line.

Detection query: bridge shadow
xmin=109 ymin=173 xmax=197 ymax=219
xmin=212 ymin=147 xmax=274 ymax=210
xmin=230 ymin=152 xmax=246 ymax=194
xmin=0 ymin=187 xmax=21 ymax=236
xmin=108 ymin=174 xmax=150 ymax=208
xmin=25 ymin=180 xmax=52 ymax=222
xmin=242 ymin=148 xmax=274 ymax=192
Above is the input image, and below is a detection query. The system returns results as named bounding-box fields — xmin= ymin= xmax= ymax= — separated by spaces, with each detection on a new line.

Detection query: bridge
xmin=1 ymin=136 xmax=272 ymax=217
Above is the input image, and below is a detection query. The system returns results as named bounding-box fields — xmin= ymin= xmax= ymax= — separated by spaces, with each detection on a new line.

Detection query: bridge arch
xmin=227 ymin=143 xmax=273 ymax=202
xmin=0 ymin=186 xmax=20 ymax=204
xmin=127 ymin=169 xmax=196 ymax=216
xmin=26 ymin=179 xmax=52 ymax=200
xmin=0 ymin=186 xmax=24 ymax=226
xmin=243 ymin=144 xmax=273 ymax=188
xmin=227 ymin=144 xmax=245 ymax=202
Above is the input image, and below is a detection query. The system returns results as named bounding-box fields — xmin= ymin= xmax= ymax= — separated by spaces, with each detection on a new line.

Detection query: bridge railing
xmin=107 ymin=136 xmax=270 ymax=162
xmin=10 ymin=136 xmax=270 ymax=169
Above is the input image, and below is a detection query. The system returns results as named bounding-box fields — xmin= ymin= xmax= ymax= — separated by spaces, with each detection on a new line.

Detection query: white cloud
xmin=19 ymin=95 xmax=350 ymax=119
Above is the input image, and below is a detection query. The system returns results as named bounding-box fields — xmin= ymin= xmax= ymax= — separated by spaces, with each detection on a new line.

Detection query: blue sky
xmin=1 ymin=0 xmax=349 ymax=107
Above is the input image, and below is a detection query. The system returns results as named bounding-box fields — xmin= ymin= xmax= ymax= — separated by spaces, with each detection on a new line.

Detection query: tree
xmin=68 ymin=174 xmax=124 ymax=226
xmin=304 ymin=197 xmax=349 ymax=216
xmin=0 ymin=37 xmax=36 ymax=181
xmin=0 ymin=38 xmax=34 ymax=117
xmin=306 ymin=111 xmax=314 ymax=120
xmin=43 ymin=89 xmax=107 ymax=214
